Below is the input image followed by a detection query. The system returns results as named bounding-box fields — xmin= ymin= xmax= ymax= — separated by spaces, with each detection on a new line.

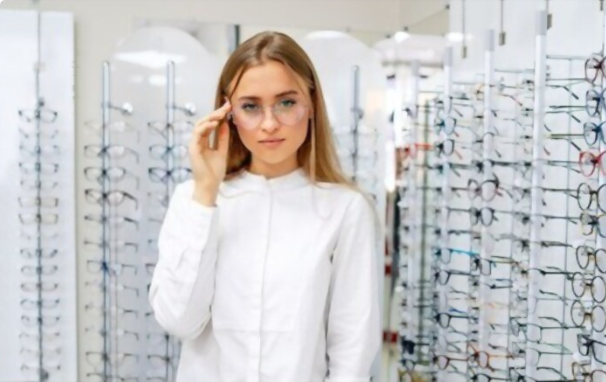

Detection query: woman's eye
xmin=241 ymin=103 xmax=259 ymax=112
xmin=278 ymin=99 xmax=296 ymax=108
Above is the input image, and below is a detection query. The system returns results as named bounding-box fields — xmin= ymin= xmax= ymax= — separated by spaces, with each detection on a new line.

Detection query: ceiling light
xmin=394 ymin=30 xmax=411 ymax=43
xmin=446 ymin=32 xmax=473 ymax=42
xmin=113 ymin=50 xmax=187 ymax=70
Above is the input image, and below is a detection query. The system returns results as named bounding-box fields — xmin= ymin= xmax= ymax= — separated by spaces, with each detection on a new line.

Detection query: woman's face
xmin=228 ymin=60 xmax=311 ymax=173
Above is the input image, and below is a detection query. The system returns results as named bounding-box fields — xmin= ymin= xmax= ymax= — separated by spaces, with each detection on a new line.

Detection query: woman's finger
xmin=217 ymin=120 xmax=230 ymax=156
xmin=192 ymin=120 xmax=218 ymax=142
xmin=195 ymin=101 xmax=232 ymax=124
xmin=190 ymin=121 xmax=215 ymax=154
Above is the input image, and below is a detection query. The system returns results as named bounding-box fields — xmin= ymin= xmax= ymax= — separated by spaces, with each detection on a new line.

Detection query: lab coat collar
xmin=222 ymin=167 xmax=310 ymax=193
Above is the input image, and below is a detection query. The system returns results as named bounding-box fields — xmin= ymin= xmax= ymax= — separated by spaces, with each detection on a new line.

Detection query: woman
xmin=149 ymin=31 xmax=381 ymax=382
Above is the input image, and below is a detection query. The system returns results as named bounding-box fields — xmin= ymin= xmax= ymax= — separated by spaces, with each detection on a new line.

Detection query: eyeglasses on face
xmin=229 ymin=96 xmax=311 ymax=131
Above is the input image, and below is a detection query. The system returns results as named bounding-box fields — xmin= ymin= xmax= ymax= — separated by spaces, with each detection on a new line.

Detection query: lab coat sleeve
xmin=148 ymin=180 xmax=220 ymax=341
xmin=325 ymin=193 xmax=382 ymax=382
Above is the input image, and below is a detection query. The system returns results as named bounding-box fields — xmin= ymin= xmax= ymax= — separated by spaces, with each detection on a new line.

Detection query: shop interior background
xmin=2 ymin=0 xmax=606 ymax=382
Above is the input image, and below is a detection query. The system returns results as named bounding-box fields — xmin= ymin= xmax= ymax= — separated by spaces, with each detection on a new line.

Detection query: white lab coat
xmin=148 ymin=167 xmax=381 ymax=382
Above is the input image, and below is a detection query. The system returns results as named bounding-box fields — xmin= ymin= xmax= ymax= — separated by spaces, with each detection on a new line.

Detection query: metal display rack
xmin=395 ymin=10 xmax=606 ymax=381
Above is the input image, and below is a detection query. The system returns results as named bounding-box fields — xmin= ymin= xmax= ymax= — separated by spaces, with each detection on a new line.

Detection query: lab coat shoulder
xmin=314 ymin=182 xmax=377 ymax=224
xmin=342 ymin=188 xmax=376 ymax=222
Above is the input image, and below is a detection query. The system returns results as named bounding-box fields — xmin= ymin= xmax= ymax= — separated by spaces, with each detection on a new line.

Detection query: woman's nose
xmin=259 ymin=107 xmax=280 ymax=132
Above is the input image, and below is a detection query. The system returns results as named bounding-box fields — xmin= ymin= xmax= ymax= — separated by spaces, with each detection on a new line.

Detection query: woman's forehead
xmin=229 ymin=61 xmax=309 ymax=100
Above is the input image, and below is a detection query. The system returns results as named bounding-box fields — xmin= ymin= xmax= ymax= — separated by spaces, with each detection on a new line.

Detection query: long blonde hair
xmin=214 ymin=31 xmax=353 ymax=186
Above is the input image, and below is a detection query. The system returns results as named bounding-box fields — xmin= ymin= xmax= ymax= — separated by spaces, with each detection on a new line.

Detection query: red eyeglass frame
xmin=579 ymin=150 xmax=606 ymax=177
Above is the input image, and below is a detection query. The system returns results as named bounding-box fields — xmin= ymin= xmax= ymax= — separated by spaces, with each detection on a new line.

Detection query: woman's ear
xmin=228 ymin=115 xmax=237 ymax=130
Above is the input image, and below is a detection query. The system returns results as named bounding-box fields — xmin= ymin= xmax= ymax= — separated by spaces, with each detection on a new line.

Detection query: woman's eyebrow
xmin=274 ymin=90 xmax=298 ymax=98
xmin=237 ymin=90 xmax=299 ymax=101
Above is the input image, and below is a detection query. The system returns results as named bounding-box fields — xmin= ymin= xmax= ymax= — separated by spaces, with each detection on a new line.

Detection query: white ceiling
xmin=3 ymin=0 xmax=451 ymax=66
xmin=374 ymin=34 xmax=448 ymax=66
xmin=4 ymin=0 xmax=450 ymax=38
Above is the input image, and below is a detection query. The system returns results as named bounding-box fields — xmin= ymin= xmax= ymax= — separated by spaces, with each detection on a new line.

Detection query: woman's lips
xmin=259 ymin=138 xmax=285 ymax=148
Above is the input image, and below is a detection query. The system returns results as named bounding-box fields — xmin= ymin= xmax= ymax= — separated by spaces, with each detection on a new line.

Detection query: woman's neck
xmin=247 ymin=158 xmax=300 ymax=179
